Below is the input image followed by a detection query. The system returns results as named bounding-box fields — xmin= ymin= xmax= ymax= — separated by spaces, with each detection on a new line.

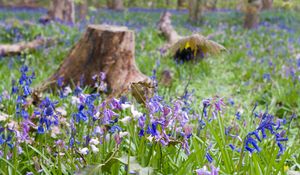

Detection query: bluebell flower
xmin=36 ymin=97 xmax=58 ymax=134
xmin=74 ymin=105 xmax=88 ymax=122
xmin=277 ymin=142 xmax=284 ymax=156
xmin=229 ymin=144 xmax=235 ymax=150
xmin=235 ymin=112 xmax=241 ymax=120
xmin=146 ymin=122 xmax=158 ymax=136
xmin=37 ymin=125 xmax=45 ymax=134
xmin=73 ymin=86 xmax=82 ymax=96
xmin=205 ymin=152 xmax=213 ymax=163
xmin=21 ymin=109 xmax=29 ymax=119
xmin=0 ymin=128 xmax=14 ymax=148
xmin=57 ymin=77 xmax=64 ymax=87
xmin=109 ymin=125 xmax=122 ymax=134
xmin=263 ymin=73 xmax=271 ymax=81
xmin=110 ymin=98 xmax=122 ymax=110
xmin=228 ymin=98 xmax=234 ymax=106
xmin=245 ymin=136 xmax=261 ymax=153
xmin=248 ymin=130 xmax=261 ymax=142
xmin=138 ymin=129 xmax=144 ymax=137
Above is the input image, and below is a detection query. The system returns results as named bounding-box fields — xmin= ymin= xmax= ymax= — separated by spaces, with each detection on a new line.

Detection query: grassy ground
xmin=0 ymin=7 xmax=299 ymax=174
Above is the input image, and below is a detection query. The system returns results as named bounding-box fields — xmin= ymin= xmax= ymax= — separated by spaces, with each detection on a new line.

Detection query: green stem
xmin=237 ymin=137 xmax=246 ymax=174
xmin=127 ymin=137 xmax=132 ymax=175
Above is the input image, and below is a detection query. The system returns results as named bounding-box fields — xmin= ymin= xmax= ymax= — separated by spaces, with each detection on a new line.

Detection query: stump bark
xmin=47 ymin=0 xmax=75 ymax=23
xmin=45 ymin=25 xmax=153 ymax=102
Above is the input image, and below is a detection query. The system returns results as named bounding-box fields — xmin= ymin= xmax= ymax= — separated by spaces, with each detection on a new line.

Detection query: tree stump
xmin=177 ymin=0 xmax=186 ymax=10
xmin=45 ymin=25 xmax=153 ymax=102
xmin=188 ymin=0 xmax=203 ymax=23
xmin=244 ymin=0 xmax=262 ymax=29
xmin=47 ymin=0 xmax=75 ymax=24
xmin=79 ymin=0 xmax=88 ymax=20
xmin=107 ymin=0 xmax=124 ymax=10
xmin=262 ymin=0 xmax=273 ymax=10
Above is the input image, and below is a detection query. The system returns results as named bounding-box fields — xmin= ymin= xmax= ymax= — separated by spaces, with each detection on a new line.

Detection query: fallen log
xmin=38 ymin=25 xmax=153 ymax=103
xmin=0 ymin=38 xmax=54 ymax=57
xmin=157 ymin=11 xmax=226 ymax=62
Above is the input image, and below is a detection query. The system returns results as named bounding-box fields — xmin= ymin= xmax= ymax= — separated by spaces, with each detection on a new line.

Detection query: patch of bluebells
xmin=12 ymin=65 xmax=35 ymax=120
xmin=35 ymin=97 xmax=59 ymax=134
xmin=244 ymin=109 xmax=291 ymax=156
xmin=137 ymin=93 xmax=196 ymax=154
xmin=0 ymin=127 xmax=14 ymax=149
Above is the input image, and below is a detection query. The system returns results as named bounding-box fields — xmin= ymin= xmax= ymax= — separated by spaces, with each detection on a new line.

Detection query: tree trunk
xmin=45 ymin=25 xmax=153 ymax=102
xmin=244 ymin=0 xmax=262 ymax=29
xmin=107 ymin=0 xmax=124 ymax=10
xmin=188 ymin=0 xmax=203 ymax=23
xmin=128 ymin=0 xmax=138 ymax=7
xmin=47 ymin=0 xmax=75 ymax=23
xmin=79 ymin=0 xmax=88 ymax=20
xmin=177 ymin=0 xmax=185 ymax=10
xmin=262 ymin=0 xmax=272 ymax=10
xmin=166 ymin=0 xmax=171 ymax=6
xmin=208 ymin=0 xmax=218 ymax=10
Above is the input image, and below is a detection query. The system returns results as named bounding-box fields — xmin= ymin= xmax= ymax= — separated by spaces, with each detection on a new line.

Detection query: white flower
xmin=0 ymin=112 xmax=9 ymax=121
xmin=121 ymin=103 xmax=131 ymax=110
xmin=120 ymin=116 xmax=131 ymax=125
xmin=90 ymin=145 xmax=99 ymax=153
xmin=51 ymin=126 xmax=61 ymax=138
xmin=94 ymin=126 xmax=103 ymax=135
xmin=119 ymin=131 xmax=129 ymax=138
xmin=63 ymin=86 xmax=72 ymax=96
xmin=71 ymin=96 xmax=80 ymax=105
xmin=131 ymin=105 xmax=143 ymax=119
xmin=56 ymin=107 xmax=67 ymax=116
xmin=95 ymin=112 xmax=100 ymax=119
xmin=79 ymin=147 xmax=89 ymax=155
xmin=89 ymin=138 xmax=100 ymax=145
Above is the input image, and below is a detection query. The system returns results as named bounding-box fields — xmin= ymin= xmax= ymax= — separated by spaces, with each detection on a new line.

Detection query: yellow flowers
xmin=284 ymin=165 xmax=289 ymax=171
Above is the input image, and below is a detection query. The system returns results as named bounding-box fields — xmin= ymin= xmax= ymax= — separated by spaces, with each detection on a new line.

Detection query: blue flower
xmin=235 ymin=112 xmax=241 ymax=120
xmin=205 ymin=152 xmax=213 ymax=163
xmin=138 ymin=129 xmax=144 ymax=137
xmin=109 ymin=125 xmax=122 ymax=134
xmin=146 ymin=122 xmax=158 ymax=136
xmin=37 ymin=125 xmax=45 ymax=134
xmin=36 ymin=97 xmax=58 ymax=134
xmin=245 ymin=136 xmax=261 ymax=153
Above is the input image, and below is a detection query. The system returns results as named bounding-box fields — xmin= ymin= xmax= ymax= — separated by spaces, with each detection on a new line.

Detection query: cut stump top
xmin=88 ymin=24 xmax=131 ymax=33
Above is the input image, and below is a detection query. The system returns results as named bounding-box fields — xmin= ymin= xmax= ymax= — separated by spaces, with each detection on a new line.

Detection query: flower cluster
xmin=244 ymin=110 xmax=291 ymax=156
xmin=12 ymin=65 xmax=35 ymax=120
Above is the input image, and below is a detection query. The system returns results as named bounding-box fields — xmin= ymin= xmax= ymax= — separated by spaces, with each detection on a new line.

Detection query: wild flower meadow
xmin=0 ymin=6 xmax=300 ymax=175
